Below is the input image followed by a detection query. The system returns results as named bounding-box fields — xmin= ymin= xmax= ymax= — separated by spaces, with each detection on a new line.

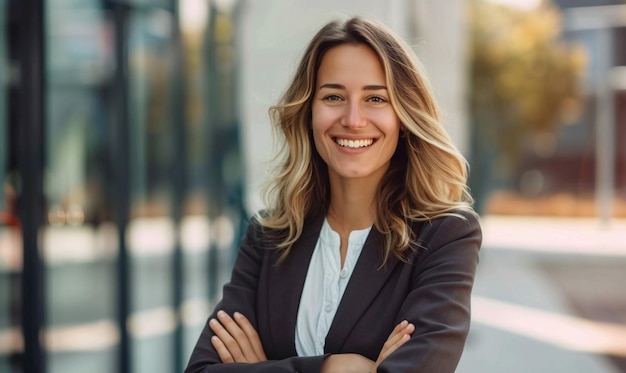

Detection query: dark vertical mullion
xmin=110 ymin=2 xmax=131 ymax=373
xmin=169 ymin=0 xmax=187 ymax=370
xmin=204 ymin=2 xmax=219 ymax=302
xmin=18 ymin=0 xmax=46 ymax=372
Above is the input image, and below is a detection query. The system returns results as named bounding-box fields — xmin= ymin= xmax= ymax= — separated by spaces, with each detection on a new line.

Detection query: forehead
xmin=316 ymin=43 xmax=386 ymax=84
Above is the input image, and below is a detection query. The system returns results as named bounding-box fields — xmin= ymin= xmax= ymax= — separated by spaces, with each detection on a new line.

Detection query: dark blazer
xmin=185 ymin=210 xmax=481 ymax=373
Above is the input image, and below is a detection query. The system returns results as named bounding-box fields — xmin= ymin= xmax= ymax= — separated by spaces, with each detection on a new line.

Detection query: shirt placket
xmin=316 ymin=233 xmax=340 ymax=354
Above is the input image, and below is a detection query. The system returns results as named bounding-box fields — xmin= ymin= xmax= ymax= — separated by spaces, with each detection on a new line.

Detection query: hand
xmin=321 ymin=353 xmax=375 ymax=373
xmin=208 ymin=310 xmax=267 ymax=363
xmin=372 ymin=320 xmax=415 ymax=371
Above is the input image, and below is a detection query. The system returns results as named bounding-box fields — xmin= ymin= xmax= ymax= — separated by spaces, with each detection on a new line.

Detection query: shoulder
xmin=413 ymin=209 xmax=481 ymax=240
xmin=243 ymin=210 xmax=324 ymax=251
xmin=250 ymin=209 xmax=325 ymax=234
xmin=242 ymin=211 xmax=283 ymax=251
xmin=409 ymin=209 xmax=482 ymax=261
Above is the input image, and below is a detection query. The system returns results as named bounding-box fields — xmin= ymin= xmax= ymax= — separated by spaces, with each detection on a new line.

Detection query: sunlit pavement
xmin=457 ymin=215 xmax=626 ymax=373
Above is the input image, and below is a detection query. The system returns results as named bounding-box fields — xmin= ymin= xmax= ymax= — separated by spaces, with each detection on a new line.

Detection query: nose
xmin=341 ymin=101 xmax=366 ymax=128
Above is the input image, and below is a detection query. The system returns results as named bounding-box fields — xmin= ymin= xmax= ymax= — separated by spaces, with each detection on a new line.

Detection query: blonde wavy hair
xmin=260 ymin=16 xmax=474 ymax=264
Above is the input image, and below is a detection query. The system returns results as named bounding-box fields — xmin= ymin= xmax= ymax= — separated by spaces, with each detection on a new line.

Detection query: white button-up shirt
xmin=295 ymin=218 xmax=371 ymax=356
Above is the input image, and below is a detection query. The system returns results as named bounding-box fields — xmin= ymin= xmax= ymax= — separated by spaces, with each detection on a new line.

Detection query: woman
xmin=185 ymin=16 xmax=481 ymax=373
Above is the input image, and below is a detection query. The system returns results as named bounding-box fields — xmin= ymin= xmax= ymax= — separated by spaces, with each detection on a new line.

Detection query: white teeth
xmin=335 ymin=138 xmax=374 ymax=148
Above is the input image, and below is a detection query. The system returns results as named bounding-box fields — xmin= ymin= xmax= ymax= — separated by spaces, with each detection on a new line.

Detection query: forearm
xmin=185 ymin=356 xmax=326 ymax=373
xmin=320 ymin=353 xmax=375 ymax=373
xmin=376 ymin=212 xmax=481 ymax=372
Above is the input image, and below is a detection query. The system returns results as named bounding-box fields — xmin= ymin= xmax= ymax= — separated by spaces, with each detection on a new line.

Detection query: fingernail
xmin=234 ymin=312 xmax=242 ymax=319
xmin=217 ymin=310 xmax=226 ymax=318
xmin=209 ymin=318 xmax=217 ymax=326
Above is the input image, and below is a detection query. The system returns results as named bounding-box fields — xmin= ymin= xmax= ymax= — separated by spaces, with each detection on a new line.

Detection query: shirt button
xmin=340 ymin=269 xmax=348 ymax=278
xmin=324 ymin=304 xmax=332 ymax=312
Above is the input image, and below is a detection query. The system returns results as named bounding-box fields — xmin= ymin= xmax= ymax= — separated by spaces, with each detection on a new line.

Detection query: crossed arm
xmin=208 ymin=310 xmax=415 ymax=373
xmin=185 ymin=212 xmax=481 ymax=372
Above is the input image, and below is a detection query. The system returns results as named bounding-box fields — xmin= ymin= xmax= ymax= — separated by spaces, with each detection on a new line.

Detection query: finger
xmin=388 ymin=320 xmax=409 ymax=340
xmin=379 ymin=334 xmax=410 ymax=362
xmin=234 ymin=312 xmax=267 ymax=361
xmin=210 ymin=335 xmax=234 ymax=363
xmin=217 ymin=311 xmax=258 ymax=362
xmin=379 ymin=323 xmax=415 ymax=361
xmin=209 ymin=317 xmax=245 ymax=362
xmin=387 ymin=323 xmax=414 ymax=349
xmin=382 ymin=321 xmax=410 ymax=351
xmin=394 ymin=320 xmax=409 ymax=332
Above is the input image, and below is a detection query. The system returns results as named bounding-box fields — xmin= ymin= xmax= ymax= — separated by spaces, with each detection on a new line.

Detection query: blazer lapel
xmin=266 ymin=214 xmax=325 ymax=356
xmin=324 ymin=228 xmax=400 ymax=352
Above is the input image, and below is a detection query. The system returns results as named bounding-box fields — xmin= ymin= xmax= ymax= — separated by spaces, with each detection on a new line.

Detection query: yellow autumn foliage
xmin=469 ymin=0 xmax=587 ymax=165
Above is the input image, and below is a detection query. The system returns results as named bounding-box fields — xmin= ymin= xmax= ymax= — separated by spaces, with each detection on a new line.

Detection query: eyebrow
xmin=319 ymin=83 xmax=387 ymax=91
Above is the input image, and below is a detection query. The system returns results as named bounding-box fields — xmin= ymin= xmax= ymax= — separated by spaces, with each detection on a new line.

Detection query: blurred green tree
xmin=468 ymin=0 xmax=587 ymax=211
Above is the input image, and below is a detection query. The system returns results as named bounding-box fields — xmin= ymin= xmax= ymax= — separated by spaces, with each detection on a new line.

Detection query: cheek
xmin=377 ymin=113 xmax=401 ymax=138
xmin=311 ymin=104 xmax=333 ymax=129
xmin=310 ymin=117 xmax=327 ymax=157
xmin=382 ymin=118 xmax=401 ymax=154
xmin=311 ymin=106 xmax=335 ymax=141
xmin=310 ymin=115 xmax=323 ymax=143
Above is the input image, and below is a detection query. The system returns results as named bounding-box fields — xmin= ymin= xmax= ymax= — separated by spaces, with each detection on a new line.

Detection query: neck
xmin=326 ymin=175 xmax=379 ymax=235
xmin=326 ymin=173 xmax=382 ymax=268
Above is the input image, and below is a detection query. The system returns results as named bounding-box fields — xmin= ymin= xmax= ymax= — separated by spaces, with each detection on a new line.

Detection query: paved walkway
xmin=457 ymin=215 xmax=626 ymax=373
xmin=480 ymin=215 xmax=626 ymax=256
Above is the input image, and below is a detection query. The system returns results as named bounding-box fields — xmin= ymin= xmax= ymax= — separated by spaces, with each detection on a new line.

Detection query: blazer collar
xmin=325 ymin=228 xmax=399 ymax=352
xmin=266 ymin=214 xmax=400 ymax=355
xmin=267 ymin=213 xmax=325 ymax=356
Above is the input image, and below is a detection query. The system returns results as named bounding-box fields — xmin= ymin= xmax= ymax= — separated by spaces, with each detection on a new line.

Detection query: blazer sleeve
xmin=184 ymin=218 xmax=327 ymax=373
xmin=377 ymin=211 xmax=482 ymax=373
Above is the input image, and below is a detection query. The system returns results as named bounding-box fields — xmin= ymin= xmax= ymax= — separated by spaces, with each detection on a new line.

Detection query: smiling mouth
xmin=334 ymin=138 xmax=375 ymax=149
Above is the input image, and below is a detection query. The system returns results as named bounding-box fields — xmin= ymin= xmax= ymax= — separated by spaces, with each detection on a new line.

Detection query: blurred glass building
xmin=471 ymin=0 xmax=626 ymax=220
xmin=1 ymin=0 xmax=245 ymax=372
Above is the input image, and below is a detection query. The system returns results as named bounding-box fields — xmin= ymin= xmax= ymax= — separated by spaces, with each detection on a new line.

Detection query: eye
xmin=366 ymin=95 xmax=387 ymax=103
xmin=322 ymin=94 xmax=342 ymax=102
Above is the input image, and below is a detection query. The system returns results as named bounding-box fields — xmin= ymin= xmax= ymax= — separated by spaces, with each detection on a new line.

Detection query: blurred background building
xmin=0 ymin=0 xmax=624 ymax=373
xmin=473 ymin=0 xmax=626 ymax=222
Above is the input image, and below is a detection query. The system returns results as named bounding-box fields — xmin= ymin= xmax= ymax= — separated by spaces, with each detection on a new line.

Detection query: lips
xmin=334 ymin=137 xmax=375 ymax=149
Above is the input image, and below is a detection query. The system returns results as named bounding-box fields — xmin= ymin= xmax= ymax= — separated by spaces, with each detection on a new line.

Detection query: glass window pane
xmin=178 ymin=6 xmax=245 ymax=364
xmin=177 ymin=6 xmax=246 ymax=363
xmin=178 ymin=0 xmax=211 ymax=359
xmin=127 ymin=9 xmax=176 ymax=373
xmin=127 ymin=0 xmax=171 ymax=9
xmin=44 ymin=3 xmax=118 ymax=373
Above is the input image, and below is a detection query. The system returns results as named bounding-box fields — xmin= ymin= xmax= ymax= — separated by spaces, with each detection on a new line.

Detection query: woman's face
xmin=311 ymin=43 xmax=401 ymax=185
